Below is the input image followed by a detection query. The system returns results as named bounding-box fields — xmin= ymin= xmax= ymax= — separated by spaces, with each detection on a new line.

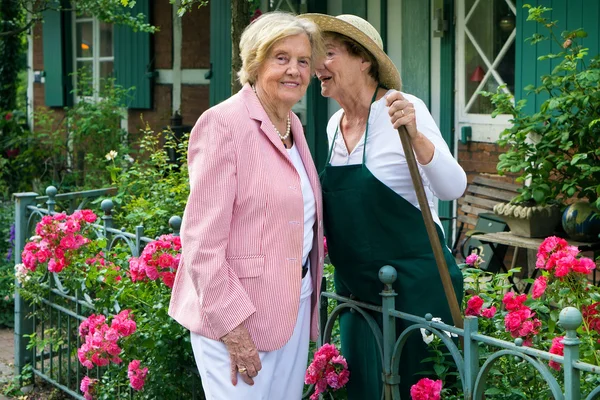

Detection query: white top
xmin=326 ymin=91 xmax=467 ymax=230
xmin=287 ymin=144 xmax=316 ymax=267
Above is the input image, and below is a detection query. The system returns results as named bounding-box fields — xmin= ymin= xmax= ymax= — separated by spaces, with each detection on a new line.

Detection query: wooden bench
xmin=450 ymin=176 xmax=521 ymax=266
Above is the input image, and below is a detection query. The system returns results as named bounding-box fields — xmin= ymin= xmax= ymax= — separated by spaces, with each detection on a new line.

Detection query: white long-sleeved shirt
xmin=326 ymin=91 xmax=467 ymax=230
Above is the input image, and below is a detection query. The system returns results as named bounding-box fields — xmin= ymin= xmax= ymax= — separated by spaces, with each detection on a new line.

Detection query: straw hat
xmin=301 ymin=13 xmax=401 ymax=90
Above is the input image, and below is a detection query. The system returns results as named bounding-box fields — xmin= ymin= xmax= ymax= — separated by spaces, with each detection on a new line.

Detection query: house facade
xmin=28 ymin=0 xmax=600 ymax=240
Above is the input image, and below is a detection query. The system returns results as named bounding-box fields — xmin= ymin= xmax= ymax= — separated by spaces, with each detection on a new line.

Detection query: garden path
xmin=0 ymin=328 xmax=13 ymax=400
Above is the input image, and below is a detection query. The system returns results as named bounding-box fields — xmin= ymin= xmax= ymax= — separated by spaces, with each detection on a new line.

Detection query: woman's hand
xmin=386 ymin=90 xmax=435 ymax=165
xmin=221 ymin=324 xmax=262 ymax=386
xmin=386 ymin=91 xmax=419 ymax=139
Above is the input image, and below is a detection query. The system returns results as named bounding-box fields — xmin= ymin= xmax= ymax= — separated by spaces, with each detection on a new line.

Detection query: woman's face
xmin=315 ymin=37 xmax=365 ymax=99
xmin=255 ymin=34 xmax=312 ymax=109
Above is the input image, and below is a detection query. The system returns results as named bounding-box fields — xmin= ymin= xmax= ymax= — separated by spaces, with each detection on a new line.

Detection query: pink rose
xmin=532 ymin=276 xmax=548 ymax=299
xmin=549 ymin=336 xmax=564 ymax=370
xmin=465 ymin=295 xmax=484 ymax=316
xmin=481 ymin=306 xmax=497 ymax=318
xmin=410 ymin=378 xmax=443 ymax=400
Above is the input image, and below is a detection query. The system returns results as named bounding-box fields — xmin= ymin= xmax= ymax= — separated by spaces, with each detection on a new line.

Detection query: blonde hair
xmin=238 ymin=12 xmax=324 ymax=85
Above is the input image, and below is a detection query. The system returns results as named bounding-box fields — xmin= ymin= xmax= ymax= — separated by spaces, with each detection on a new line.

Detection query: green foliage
xmin=483 ymin=5 xmax=600 ymax=207
xmin=0 ymin=0 xmax=27 ymax=111
xmin=2 ymin=1 xmax=156 ymax=39
xmin=108 ymin=123 xmax=190 ymax=238
xmin=0 ymin=201 xmax=14 ymax=328
xmin=28 ymin=69 xmax=130 ymax=191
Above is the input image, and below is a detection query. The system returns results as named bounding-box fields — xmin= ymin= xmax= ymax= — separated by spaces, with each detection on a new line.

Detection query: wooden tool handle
xmin=397 ymin=126 xmax=464 ymax=329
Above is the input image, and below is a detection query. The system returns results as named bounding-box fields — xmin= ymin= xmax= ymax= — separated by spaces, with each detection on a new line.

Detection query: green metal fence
xmin=14 ymin=186 xmax=600 ymax=399
xmin=13 ymin=186 xmax=202 ymax=399
xmin=318 ymin=265 xmax=600 ymax=400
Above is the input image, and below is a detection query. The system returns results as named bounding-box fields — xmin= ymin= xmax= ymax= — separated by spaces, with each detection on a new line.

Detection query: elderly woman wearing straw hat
xmin=300 ymin=13 xmax=466 ymax=399
xmin=168 ymin=12 xmax=325 ymax=399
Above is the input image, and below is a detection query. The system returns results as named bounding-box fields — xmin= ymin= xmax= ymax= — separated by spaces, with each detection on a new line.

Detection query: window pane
xmin=100 ymin=61 xmax=114 ymax=79
xmin=99 ymin=62 xmax=114 ymax=97
xmin=76 ymin=22 xmax=93 ymax=58
xmin=100 ymin=22 xmax=113 ymax=57
xmin=464 ymin=0 xmax=515 ymax=114
xmin=76 ymin=61 xmax=94 ymax=96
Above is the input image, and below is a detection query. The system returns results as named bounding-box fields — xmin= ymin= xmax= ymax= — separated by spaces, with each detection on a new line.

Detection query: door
xmin=455 ymin=0 xmax=516 ymax=143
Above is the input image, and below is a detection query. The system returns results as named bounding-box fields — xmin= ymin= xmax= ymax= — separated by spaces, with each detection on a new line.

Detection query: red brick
xmin=128 ymin=84 xmax=172 ymax=135
xmin=181 ymin=85 xmax=209 ymax=127
xmin=33 ymin=22 xmax=43 ymax=71
xmin=181 ymin=5 xmax=210 ymax=69
xmin=154 ymin=1 xmax=173 ymax=69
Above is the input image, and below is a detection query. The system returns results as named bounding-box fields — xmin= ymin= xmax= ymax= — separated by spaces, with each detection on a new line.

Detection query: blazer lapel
xmin=241 ymin=84 xmax=290 ymax=160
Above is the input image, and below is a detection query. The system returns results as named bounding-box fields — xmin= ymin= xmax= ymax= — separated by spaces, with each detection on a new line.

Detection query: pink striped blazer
xmin=168 ymin=84 xmax=324 ymax=352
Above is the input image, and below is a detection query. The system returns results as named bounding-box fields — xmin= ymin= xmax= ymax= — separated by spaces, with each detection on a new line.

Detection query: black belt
xmin=301 ymin=260 xmax=309 ymax=279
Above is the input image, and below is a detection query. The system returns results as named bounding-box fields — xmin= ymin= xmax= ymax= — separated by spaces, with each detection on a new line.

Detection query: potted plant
xmin=484 ymin=5 xmax=600 ymax=238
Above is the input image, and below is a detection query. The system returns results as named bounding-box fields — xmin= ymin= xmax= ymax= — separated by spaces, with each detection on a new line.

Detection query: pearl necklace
xmin=252 ymin=86 xmax=291 ymax=141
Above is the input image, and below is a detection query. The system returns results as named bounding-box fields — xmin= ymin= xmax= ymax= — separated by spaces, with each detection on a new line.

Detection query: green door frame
xmin=438 ymin=0 xmax=456 ymax=246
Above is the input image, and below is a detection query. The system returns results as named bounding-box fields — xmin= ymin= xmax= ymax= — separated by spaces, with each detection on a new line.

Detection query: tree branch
xmin=0 ymin=17 xmax=40 ymax=37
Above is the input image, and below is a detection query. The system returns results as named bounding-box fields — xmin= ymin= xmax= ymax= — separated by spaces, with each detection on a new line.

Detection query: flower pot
xmin=561 ymin=201 xmax=600 ymax=242
xmin=493 ymin=203 xmax=561 ymax=238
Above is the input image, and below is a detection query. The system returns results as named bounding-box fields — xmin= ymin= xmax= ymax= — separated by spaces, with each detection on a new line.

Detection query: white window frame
xmin=455 ymin=0 xmax=516 ymax=143
xmin=71 ymin=13 xmax=114 ymax=103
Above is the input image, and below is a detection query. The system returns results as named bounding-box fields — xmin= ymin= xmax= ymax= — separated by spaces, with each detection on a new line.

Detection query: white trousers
xmin=191 ymin=269 xmax=313 ymax=400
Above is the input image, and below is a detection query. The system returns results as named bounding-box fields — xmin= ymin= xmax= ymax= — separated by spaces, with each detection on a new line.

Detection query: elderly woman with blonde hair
xmin=168 ymin=12 xmax=325 ymax=400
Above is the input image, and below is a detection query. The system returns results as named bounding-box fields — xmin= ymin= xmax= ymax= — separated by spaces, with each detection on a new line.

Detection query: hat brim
xmin=300 ymin=13 xmax=401 ymax=91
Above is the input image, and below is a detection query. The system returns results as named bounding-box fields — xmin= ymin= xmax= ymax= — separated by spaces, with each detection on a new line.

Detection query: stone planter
xmin=493 ymin=202 xmax=561 ymax=238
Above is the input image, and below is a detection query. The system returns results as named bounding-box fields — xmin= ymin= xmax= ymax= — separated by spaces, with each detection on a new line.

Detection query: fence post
xmin=561 ymin=307 xmax=582 ymax=400
xmin=379 ymin=265 xmax=399 ymax=400
xmin=13 ymin=191 xmax=39 ymax=377
xmin=463 ymin=316 xmax=479 ymax=400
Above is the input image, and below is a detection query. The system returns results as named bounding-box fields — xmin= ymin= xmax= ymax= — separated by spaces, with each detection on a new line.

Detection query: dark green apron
xmin=319 ymin=89 xmax=463 ymax=399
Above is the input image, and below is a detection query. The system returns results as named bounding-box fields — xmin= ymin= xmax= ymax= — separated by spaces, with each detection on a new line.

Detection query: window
xmin=459 ymin=0 xmax=516 ymax=116
xmin=73 ymin=13 xmax=114 ymax=99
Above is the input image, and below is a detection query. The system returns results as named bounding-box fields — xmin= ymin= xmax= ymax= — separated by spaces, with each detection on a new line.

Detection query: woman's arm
xmin=182 ymin=111 xmax=256 ymax=338
xmin=386 ymin=91 xmax=467 ymax=200
xmin=183 ymin=111 xmax=262 ymax=385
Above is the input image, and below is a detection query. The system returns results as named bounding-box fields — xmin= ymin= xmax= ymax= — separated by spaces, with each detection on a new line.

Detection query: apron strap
xmin=326 ymin=86 xmax=381 ymax=166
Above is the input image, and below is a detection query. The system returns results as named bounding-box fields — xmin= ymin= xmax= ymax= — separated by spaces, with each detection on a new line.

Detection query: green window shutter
xmin=42 ymin=5 xmax=72 ymax=107
xmin=342 ymin=0 xmax=367 ymax=18
xmin=209 ymin=0 xmax=232 ymax=106
xmin=114 ymin=0 xmax=152 ymax=109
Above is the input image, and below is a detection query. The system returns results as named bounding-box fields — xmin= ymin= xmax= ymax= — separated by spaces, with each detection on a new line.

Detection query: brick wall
xmin=154 ymin=0 xmax=173 ymax=70
xmin=181 ymin=6 xmax=211 ymax=69
xmin=128 ymin=85 xmax=173 ymax=136
xmin=181 ymin=85 xmax=209 ymax=127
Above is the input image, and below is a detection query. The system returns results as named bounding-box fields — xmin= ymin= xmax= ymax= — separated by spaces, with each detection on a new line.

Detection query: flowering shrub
xmin=18 ymin=209 xmax=198 ymax=399
xmin=128 ymin=234 xmax=181 ymax=288
xmin=426 ymin=236 xmax=600 ymax=398
xmin=305 ymin=343 xmax=350 ymax=400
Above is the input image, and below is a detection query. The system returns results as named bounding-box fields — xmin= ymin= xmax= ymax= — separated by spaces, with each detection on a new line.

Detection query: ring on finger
xmin=401 ymin=109 xmax=405 ymax=116
xmin=238 ymin=366 xmax=247 ymax=374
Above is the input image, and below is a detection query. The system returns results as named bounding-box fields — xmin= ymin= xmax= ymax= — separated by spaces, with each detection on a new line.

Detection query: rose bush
xmin=421 ymin=237 xmax=600 ymax=399
xmin=17 ymin=209 xmax=198 ymax=399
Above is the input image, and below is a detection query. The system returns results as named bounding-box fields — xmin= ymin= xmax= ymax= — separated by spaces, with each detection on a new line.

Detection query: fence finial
xmin=46 ymin=186 xmax=57 ymax=213
xmin=169 ymin=216 xmax=182 ymax=236
xmin=378 ymin=265 xmax=397 ymax=285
